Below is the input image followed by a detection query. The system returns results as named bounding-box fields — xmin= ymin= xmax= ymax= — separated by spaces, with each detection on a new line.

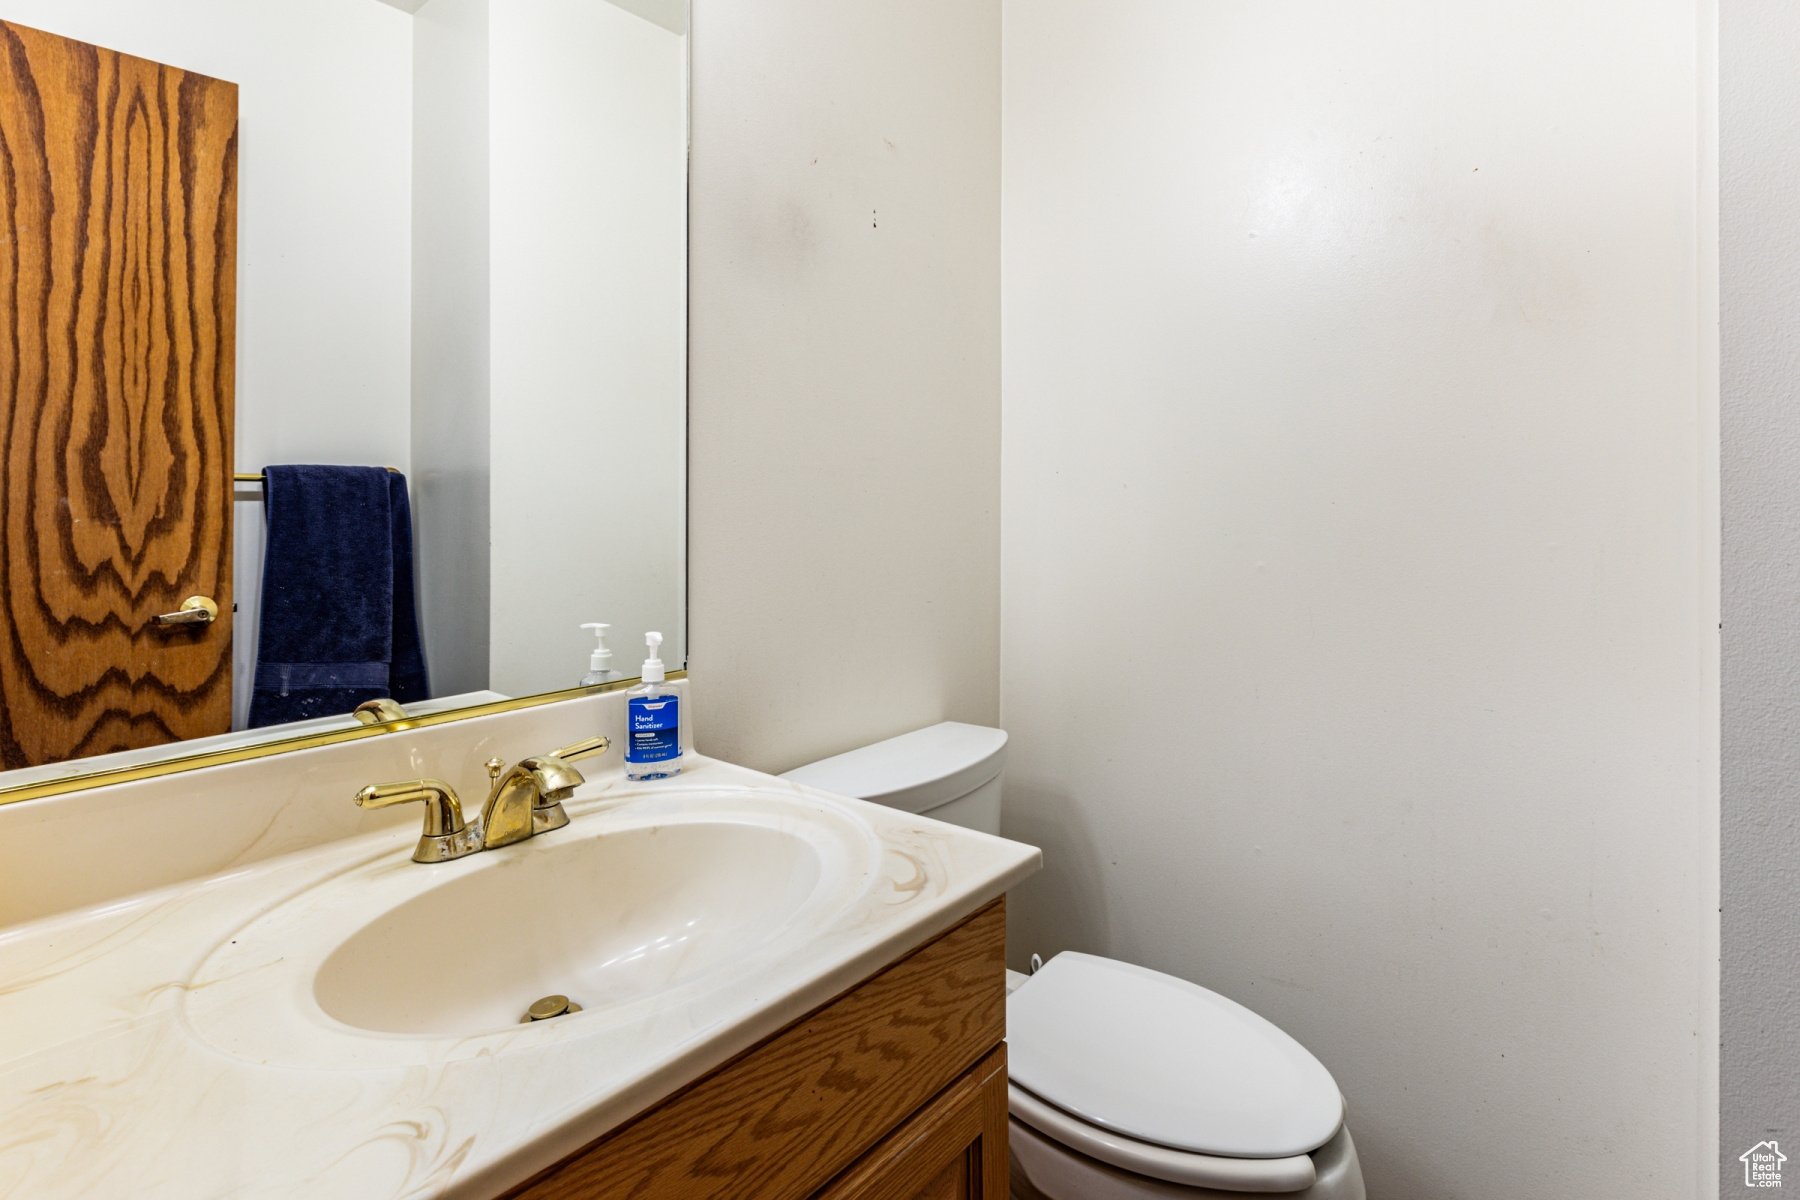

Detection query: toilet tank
xmin=780 ymin=722 xmax=1008 ymax=836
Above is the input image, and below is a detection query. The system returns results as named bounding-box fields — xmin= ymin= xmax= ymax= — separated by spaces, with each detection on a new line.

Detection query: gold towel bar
xmin=235 ymin=467 xmax=402 ymax=483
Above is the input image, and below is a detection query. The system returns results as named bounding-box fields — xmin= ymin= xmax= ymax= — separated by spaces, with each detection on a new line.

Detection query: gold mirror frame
xmin=0 ymin=671 xmax=686 ymax=808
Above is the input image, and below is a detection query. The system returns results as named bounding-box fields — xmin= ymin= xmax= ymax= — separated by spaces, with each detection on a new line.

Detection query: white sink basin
xmin=184 ymin=787 xmax=883 ymax=1070
xmin=314 ymin=822 xmax=823 ymax=1036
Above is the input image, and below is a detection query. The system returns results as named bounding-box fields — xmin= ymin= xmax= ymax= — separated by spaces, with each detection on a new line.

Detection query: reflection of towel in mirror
xmin=247 ymin=465 xmax=429 ymax=728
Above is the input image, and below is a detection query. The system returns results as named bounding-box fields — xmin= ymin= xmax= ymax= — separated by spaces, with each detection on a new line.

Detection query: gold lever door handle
xmin=153 ymin=596 xmax=219 ymax=628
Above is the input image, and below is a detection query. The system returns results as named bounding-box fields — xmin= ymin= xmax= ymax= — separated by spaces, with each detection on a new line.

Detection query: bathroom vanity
xmin=0 ymin=685 xmax=1038 ymax=1198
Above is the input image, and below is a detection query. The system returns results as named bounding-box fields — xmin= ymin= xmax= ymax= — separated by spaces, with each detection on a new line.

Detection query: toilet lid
xmin=779 ymin=722 xmax=1007 ymax=814
xmin=1007 ymin=953 xmax=1343 ymax=1159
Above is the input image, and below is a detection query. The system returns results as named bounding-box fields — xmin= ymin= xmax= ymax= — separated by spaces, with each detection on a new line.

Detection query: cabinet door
xmin=814 ymin=1044 xmax=1009 ymax=1200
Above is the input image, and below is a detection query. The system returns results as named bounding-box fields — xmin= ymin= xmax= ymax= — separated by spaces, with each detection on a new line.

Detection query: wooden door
xmin=0 ymin=21 xmax=237 ymax=768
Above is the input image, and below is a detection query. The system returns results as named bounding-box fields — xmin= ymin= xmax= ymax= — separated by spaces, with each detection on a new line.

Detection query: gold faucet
xmin=354 ymin=735 xmax=609 ymax=863
xmin=479 ymin=736 xmax=611 ymax=849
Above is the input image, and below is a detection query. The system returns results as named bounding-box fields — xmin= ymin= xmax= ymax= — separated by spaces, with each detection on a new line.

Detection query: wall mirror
xmin=0 ymin=0 xmax=688 ymax=797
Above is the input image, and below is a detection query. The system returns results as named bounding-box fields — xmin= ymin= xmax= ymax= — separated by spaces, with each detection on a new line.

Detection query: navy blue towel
xmin=248 ymin=465 xmax=429 ymax=728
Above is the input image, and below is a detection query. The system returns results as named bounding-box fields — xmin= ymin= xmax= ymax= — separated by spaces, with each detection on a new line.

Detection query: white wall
xmin=0 ymin=0 xmax=416 ymax=729
xmin=1720 ymin=0 xmax=1800 ymax=1186
xmin=686 ymin=0 xmax=1001 ymax=773
xmin=1001 ymin=3 xmax=1716 ymax=1197
xmin=413 ymin=0 xmax=492 ymax=698
xmin=489 ymin=0 xmax=687 ymax=697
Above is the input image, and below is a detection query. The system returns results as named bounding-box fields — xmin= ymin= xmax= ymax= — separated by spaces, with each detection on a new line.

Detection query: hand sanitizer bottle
xmin=579 ymin=623 xmax=622 ymax=686
xmin=625 ymin=632 xmax=682 ymax=780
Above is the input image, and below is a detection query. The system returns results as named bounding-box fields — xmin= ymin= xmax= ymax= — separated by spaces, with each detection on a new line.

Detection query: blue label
xmin=626 ymin=695 xmax=681 ymax=763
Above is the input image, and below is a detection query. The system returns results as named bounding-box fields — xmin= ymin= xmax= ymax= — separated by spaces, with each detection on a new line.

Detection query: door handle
xmin=153 ymin=596 xmax=219 ymax=628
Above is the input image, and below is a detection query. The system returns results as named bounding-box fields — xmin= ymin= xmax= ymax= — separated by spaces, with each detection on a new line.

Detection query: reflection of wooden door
xmin=0 ymin=22 xmax=237 ymax=768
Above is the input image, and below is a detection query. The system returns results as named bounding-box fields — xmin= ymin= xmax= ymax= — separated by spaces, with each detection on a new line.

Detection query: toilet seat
xmin=1009 ymin=1080 xmax=1320 ymax=1192
xmin=1008 ymin=954 xmax=1344 ymax=1159
xmin=1010 ymin=1116 xmax=1367 ymax=1200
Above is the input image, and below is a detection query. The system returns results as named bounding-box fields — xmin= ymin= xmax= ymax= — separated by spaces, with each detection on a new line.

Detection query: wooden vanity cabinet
xmin=502 ymin=898 xmax=1010 ymax=1200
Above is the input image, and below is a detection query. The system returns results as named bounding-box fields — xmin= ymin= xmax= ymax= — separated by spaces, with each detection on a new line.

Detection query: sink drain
xmin=522 ymin=994 xmax=583 ymax=1023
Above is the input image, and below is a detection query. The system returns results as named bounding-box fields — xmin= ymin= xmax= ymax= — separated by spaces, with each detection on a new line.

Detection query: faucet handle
xmin=522 ymin=736 xmax=610 ymax=795
xmin=353 ymin=698 xmax=409 ymax=726
xmin=355 ymin=778 xmax=479 ymax=863
xmin=547 ymin=735 xmax=609 ymax=763
xmin=520 ymin=735 xmax=611 ymax=836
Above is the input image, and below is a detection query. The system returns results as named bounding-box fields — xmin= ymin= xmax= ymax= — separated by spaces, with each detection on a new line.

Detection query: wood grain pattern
xmin=505 ymin=898 xmax=1007 ymax=1200
xmin=811 ymin=1044 xmax=1010 ymax=1200
xmin=915 ymin=1158 xmax=967 ymax=1200
xmin=0 ymin=21 xmax=237 ymax=767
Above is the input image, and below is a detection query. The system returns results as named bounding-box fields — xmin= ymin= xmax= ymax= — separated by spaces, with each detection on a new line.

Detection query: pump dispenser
xmin=625 ymin=632 xmax=681 ymax=779
xmin=641 ymin=632 xmax=665 ymax=683
xmin=579 ymin=623 xmax=621 ymax=686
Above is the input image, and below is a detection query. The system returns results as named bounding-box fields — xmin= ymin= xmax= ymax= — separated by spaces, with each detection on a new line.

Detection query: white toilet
xmin=783 ymin=723 xmax=1367 ymax=1200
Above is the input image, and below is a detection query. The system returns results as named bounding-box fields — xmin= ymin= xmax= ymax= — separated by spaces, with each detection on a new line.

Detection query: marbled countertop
xmin=0 ymin=755 xmax=1039 ymax=1198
